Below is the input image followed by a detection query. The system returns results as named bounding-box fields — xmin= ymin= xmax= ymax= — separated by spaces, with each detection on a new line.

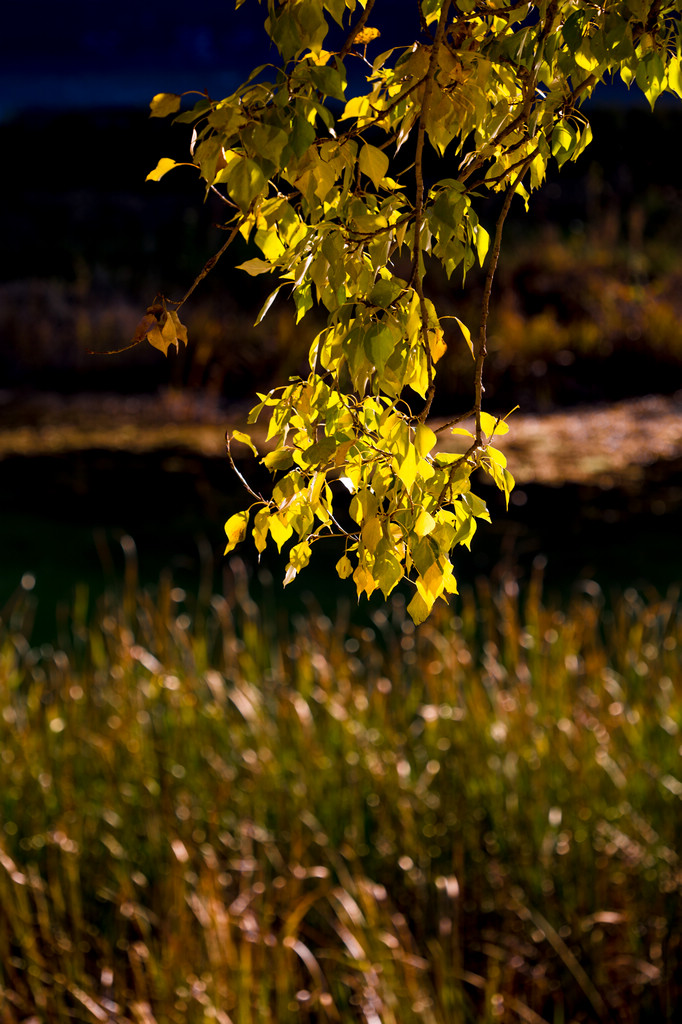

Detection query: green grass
xmin=1 ymin=564 xmax=681 ymax=1023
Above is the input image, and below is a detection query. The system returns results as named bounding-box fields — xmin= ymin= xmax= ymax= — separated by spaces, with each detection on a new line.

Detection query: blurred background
xmin=2 ymin=0 xmax=682 ymax=638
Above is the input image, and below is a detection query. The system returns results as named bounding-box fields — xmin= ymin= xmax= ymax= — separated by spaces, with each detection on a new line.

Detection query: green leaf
xmin=308 ymin=64 xmax=346 ymax=101
xmin=374 ymin=549 xmax=403 ymax=597
xmin=668 ymin=55 xmax=682 ymax=100
xmin=636 ymin=50 xmax=666 ymax=109
xmin=358 ymin=144 xmax=389 ymax=188
xmin=288 ymin=113 xmax=317 ymax=159
xmin=149 ymin=93 xmax=181 ymax=118
xmin=369 ymin=278 xmax=403 ymax=307
xmin=173 ymin=98 xmax=211 ymax=124
xmin=562 ymin=11 xmax=584 ymax=54
xmin=300 ymin=437 xmax=336 ymax=467
xmin=325 ymin=0 xmax=347 ymax=27
xmin=226 ymin=158 xmax=267 ymax=212
xmin=244 ymin=123 xmax=289 ymax=167
xmin=262 ymin=448 xmax=295 ymax=472
xmin=361 ymin=517 xmax=383 ymax=554
xmin=364 ymin=323 xmax=397 ymax=374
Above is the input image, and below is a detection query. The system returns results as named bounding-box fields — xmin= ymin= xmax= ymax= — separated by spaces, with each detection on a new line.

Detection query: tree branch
xmin=338 ymin=0 xmax=377 ymax=61
xmin=411 ymin=0 xmax=453 ymax=425
xmin=172 ymin=219 xmax=243 ymax=312
xmin=473 ymin=154 xmax=535 ymax=445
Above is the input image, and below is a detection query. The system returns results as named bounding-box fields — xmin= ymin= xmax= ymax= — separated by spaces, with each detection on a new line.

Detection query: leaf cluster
xmin=146 ymin=0 xmax=682 ymax=621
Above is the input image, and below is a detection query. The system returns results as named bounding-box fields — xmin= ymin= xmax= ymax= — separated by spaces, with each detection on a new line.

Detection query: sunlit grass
xmin=1 ymin=563 xmax=681 ymax=1023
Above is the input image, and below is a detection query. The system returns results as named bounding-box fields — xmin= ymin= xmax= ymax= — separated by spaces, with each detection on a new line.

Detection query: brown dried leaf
xmin=131 ymin=313 xmax=158 ymax=346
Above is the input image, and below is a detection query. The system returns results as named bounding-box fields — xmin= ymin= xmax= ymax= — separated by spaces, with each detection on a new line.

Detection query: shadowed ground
xmin=2 ymin=390 xmax=681 ymax=488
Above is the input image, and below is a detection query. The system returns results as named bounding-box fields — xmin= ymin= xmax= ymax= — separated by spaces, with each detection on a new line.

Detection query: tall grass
xmin=0 ymin=563 xmax=681 ymax=1023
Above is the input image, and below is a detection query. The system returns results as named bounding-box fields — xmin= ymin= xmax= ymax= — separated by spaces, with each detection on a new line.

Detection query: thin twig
xmin=434 ymin=407 xmax=475 ymax=433
xmin=411 ymin=0 xmax=452 ymax=425
xmin=473 ymin=153 xmax=536 ymax=443
xmin=373 ymin=75 xmax=428 ymax=126
xmin=226 ymin=434 xmax=265 ymax=502
xmin=172 ymin=219 xmax=243 ymax=312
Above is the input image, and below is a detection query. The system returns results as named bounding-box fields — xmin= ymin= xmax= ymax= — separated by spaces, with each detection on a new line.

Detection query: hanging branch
xmin=412 ymin=0 xmax=452 ymax=425
xmin=137 ymin=0 xmax=682 ymax=622
xmin=474 ymin=154 xmax=537 ymax=444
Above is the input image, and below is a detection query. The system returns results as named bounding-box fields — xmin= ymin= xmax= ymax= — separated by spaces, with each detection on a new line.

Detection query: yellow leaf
xmin=375 ymin=550 xmax=403 ymax=598
xmin=441 ymin=560 xmax=459 ymax=595
xmin=361 ymin=517 xmax=383 ymax=553
xmin=165 ymin=312 xmax=183 ymax=352
xmin=430 ymin=328 xmax=448 ymax=363
xmin=340 ymin=95 xmax=371 ymax=122
xmin=334 ymin=439 xmax=356 ymax=467
xmin=284 ymin=541 xmax=312 ymax=587
xmin=353 ymin=564 xmax=376 ymax=599
xmin=253 ymin=507 xmax=270 ymax=553
xmin=668 ymin=55 xmax=682 ymax=99
xmin=487 ymin=445 xmax=507 ymax=467
xmin=224 ymin=511 xmax=250 ymax=554
xmin=144 ymin=322 xmax=165 ymax=353
xmin=146 ymin=157 xmax=179 ymax=182
xmin=415 ymin=423 xmax=437 ymax=458
xmin=146 ymin=311 xmax=183 ymax=356
xmin=269 ymin=514 xmax=293 ymax=552
xmin=396 ymin=446 xmax=418 ymax=491
xmin=358 ymin=143 xmax=389 ymax=189
xmin=336 ymin=554 xmax=353 ymax=579
xmin=150 ymin=93 xmax=182 ymax=118
xmin=407 ymin=591 xmax=430 ymax=625
xmin=480 ymin=411 xmax=509 ymax=437
xmin=419 ymin=561 xmax=445 ymax=600
xmin=355 ymin=26 xmax=381 ymax=44
xmin=414 ymin=509 xmax=436 ymax=538
xmin=262 ymin=448 xmax=295 ymax=471
xmin=236 ymin=258 xmax=273 ymax=276
xmin=454 ymin=316 xmax=474 ymax=359
xmin=231 ymin=430 xmax=259 ymax=457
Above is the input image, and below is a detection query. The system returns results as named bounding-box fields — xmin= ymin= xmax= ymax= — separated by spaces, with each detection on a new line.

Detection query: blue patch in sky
xmin=2 ymin=0 xmax=270 ymax=118
xmin=1 ymin=0 xmax=653 ymax=122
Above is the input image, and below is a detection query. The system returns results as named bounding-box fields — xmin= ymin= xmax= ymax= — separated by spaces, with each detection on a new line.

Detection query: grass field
xmin=1 ymin=563 xmax=681 ymax=1023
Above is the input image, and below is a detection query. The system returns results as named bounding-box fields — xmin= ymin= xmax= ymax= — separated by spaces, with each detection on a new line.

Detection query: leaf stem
xmin=226 ymin=433 xmax=265 ymax=502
